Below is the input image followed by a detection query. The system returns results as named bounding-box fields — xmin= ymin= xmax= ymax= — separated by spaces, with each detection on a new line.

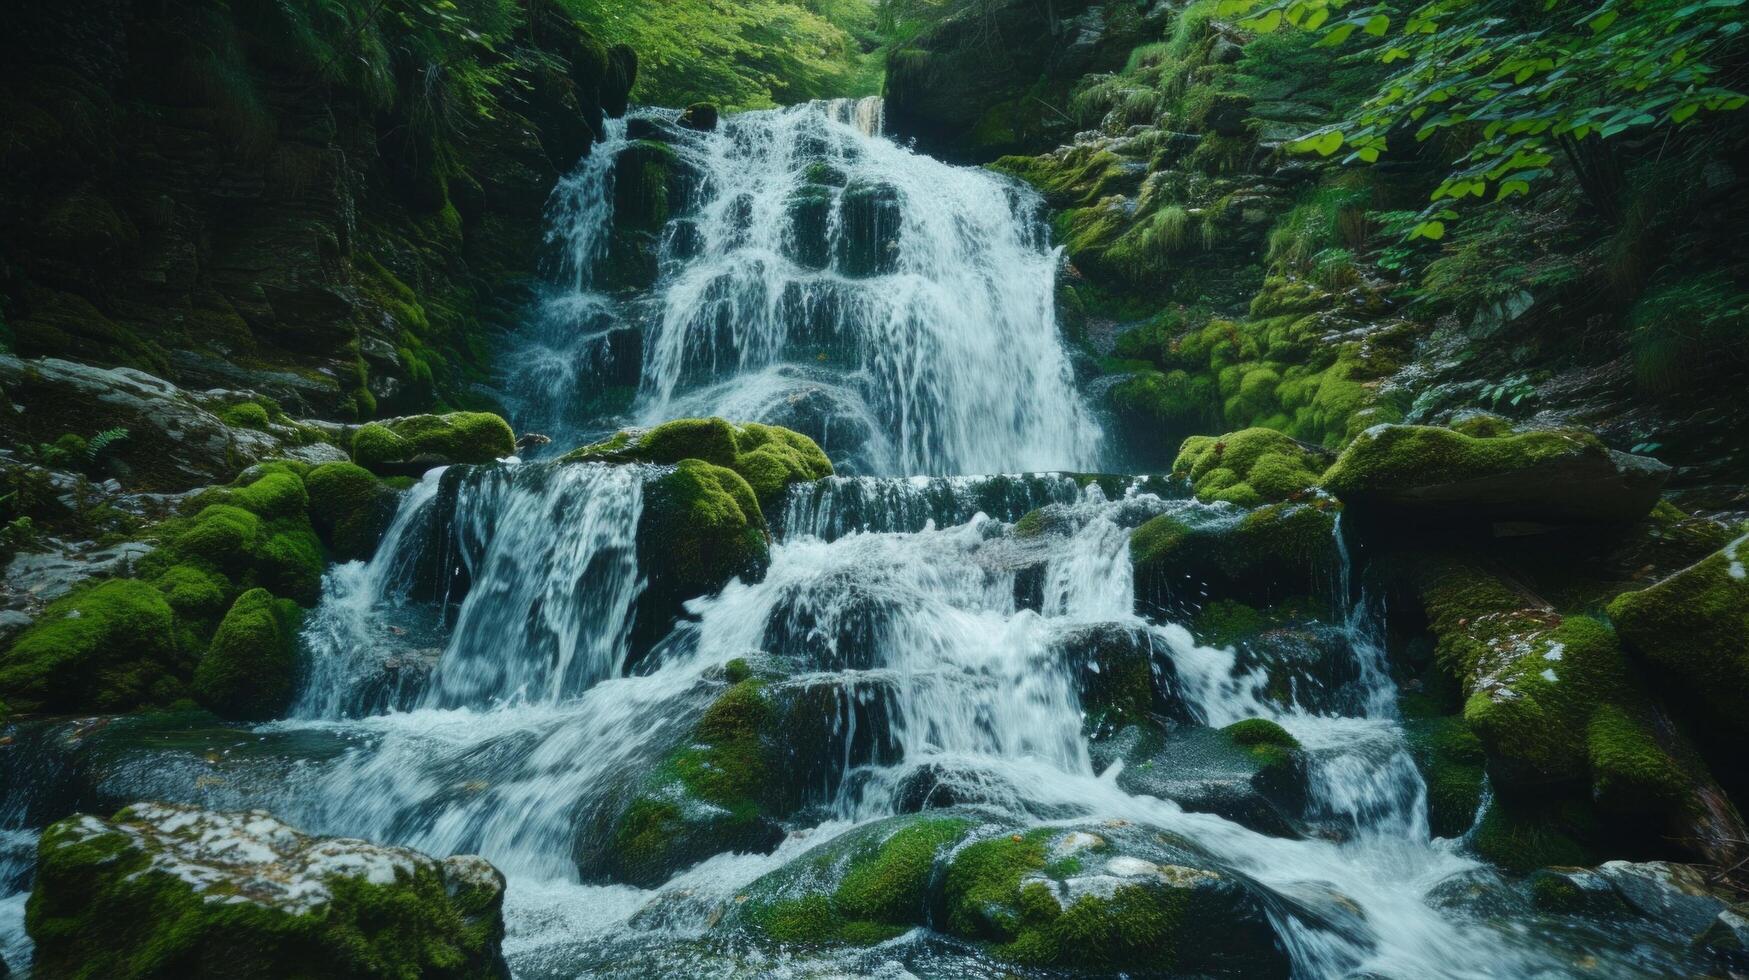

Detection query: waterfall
xmin=500 ymin=101 xmax=1103 ymax=476
xmin=0 ymin=100 xmax=1714 ymax=980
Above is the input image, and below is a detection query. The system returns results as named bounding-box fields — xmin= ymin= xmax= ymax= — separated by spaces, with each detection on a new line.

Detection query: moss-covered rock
xmin=599 ymin=677 xmax=785 ymax=887
xmin=192 ymin=588 xmax=302 ymax=722
xmin=1609 ymin=531 xmax=1749 ymax=748
xmin=634 ymin=459 xmax=772 ymax=649
xmin=351 ymin=412 xmax=515 ymax=475
xmin=1408 ymin=556 xmax=1743 ymax=866
xmin=740 ymin=816 xmax=972 ymax=946
xmin=566 ymin=417 xmax=832 ymax=509
xmin=1400 ymin=695 xmax=1487 ymax=839
xmin=305 ymin=461 xmax=398 ymax=562
xmin=939 ymin=825 xmax=1288 ymax=975
xmin=1322 ymin=424 xmax=1669 ymax=524
xmin=0 ymin=579 xmax=184 ymax=715
xmin=1174 ymin=428 xmax=1326 ymax=506
xmin=1132 ymin=501 xmax=1338 ymax=610
xmin=26 ymin=802 xmax=508 ymax=979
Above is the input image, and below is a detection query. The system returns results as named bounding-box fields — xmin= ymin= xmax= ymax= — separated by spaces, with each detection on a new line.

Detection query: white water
xmin=501 ymin=101 xmax=1102 ymax=476
xmin=0 ymin=102 xmax=1709 ymax=980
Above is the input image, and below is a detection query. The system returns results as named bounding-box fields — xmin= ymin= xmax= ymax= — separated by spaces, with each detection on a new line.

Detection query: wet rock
xmin=1323 ymin=424 xmax=1669 ymax=525
xmin=678 ymin=102 xmax=719 ymax=131
xmin=836 ymin=181 xmax=902 ymax=277
xmin=1095 ymin=724 xmax=1305 ymax=838
xmin=1131 ymin=501 xmax=1338 ymax=611
xmin=28 ymin=801 xmax=508 ymax=979
xmin=939 ymin=822 xmax=1290 ymax=975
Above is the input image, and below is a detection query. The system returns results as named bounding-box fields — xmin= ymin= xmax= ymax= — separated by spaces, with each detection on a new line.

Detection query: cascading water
xmin=0 ymin=101 xmax=1718 ymax=979
xmin=500 ymin=101 xmax=1102 ymax=476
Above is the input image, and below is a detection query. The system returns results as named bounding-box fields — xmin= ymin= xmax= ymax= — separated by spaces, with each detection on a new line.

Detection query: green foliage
xmin=1223 ymin=0 xmax=1749 ymax=232
xmin=565 ymin=0 xmax=876 ymax=108
xmin=1625 ymin=271 xmax=1749 ymax=394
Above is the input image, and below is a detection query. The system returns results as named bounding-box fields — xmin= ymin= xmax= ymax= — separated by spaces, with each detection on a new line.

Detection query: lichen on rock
xmin=26 ymin=802 xmax=508 ymax=979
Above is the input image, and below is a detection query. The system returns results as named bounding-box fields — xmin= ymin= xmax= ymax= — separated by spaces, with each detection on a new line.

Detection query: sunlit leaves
xmin=1244 ymin=0 xmax=1747 ymax=229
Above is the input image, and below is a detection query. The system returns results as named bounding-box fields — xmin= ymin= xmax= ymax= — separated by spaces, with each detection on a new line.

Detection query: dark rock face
xmin=0 ymin=0 xmax=635 ymax=420
xmin=884 ymin=0 xmax=1166 ymax=163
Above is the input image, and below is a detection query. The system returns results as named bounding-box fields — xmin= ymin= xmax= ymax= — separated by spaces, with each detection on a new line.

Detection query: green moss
xmin=255 ymin=522 xmax=324 ymax=606
xmin=351 ymin=413 xmax=514 ymax=473
xmin=350 ymin=423 xmax=412 ymax=471
xmin=1173 ymin=428 xmax=1323 ymax=505
xmin=1471 ymin=800 xmax=1596 ymax=874
xmin=192 ymin=588 xmax=301 ymax=722
xmin=1223 ymin=718 xmax=1299 ymax=750
xmin=229 ymin=471 xmax=308 ymax=520
xmin=0 ymin=579 xmax=182 ymax=715
xmin=1609 ymin=531 xmax=1749 ymax=742
xmin=640 ymin=459 xmax=769 ymax=601
xmin=153 ymin=564 xmax=230 ymax=624
xmin=305 ymin=462 xmax=394 ymax=561
xmin=172 ymin=504 xmax=263 ymax=572
xmin=1131 ymin=501 xmax=1337 ymax=606
xmin=570 ymin=417 xmax=832 ymax=509
xmin=1190 ymin=600 xmax=1268 ymax=647
xmin=220 ymin=402 xmax=271 ymax=431
xmin=750 ymin=817 xmax=973 ymax=947
xmin=1322 ymin=425 xmax=1606 ymax=503
xmin=1400 ymin=695 xmax=1488 ymax=838
xmin=836 ymin=818 xmax=970 ymax=923
xmin=943 ymin=831 xmax=1049 ymax=940
xmin=26 ymin=805 xmax=505 ymax=978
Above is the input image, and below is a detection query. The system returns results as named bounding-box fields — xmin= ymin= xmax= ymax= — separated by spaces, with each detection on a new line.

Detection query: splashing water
xmin=0 ymin=103 xmax=1717 ymax=980
xmin=501 ymin=101 xmax=1102 ymax=476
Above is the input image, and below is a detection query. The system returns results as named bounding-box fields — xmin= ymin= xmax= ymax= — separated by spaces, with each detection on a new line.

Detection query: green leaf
xmin=1319 ymin=22 xmax=1359 ymax=46
xmin=1409 ymin=220 xmax=1446 ymax=241
xmin=1241 ymin=8 xmax=1285 ymax=32
xmin=1364 ymin=13 xmax=1390 ymax=36
xmin=1672 ymin=102 xmax=1700 ymax=121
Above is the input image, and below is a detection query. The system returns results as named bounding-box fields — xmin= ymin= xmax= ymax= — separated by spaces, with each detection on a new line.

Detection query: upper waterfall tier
xmin=502 ymin=101 xmax=1104 ymax=477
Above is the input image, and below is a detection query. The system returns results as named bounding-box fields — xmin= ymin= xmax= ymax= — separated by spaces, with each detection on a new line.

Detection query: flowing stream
xmin=0 ymin=102 xmax=1713 ymax=978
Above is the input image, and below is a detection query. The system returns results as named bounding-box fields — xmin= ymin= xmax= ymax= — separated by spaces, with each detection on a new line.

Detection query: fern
xmin=83 ymin=428 xmax=130 ymax=463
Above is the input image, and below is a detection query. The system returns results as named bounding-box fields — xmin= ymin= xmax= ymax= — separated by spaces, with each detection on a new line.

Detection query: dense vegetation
xmin=3 ymin=0 xmax=1749 ymax=976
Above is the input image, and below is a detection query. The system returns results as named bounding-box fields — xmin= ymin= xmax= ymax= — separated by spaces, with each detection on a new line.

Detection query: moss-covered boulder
xmin=1609 ymin=531 xmax=1749 ymax=749
xmin=191 ymin=588 xmax=302 ymax=722
xmin=1132 ymin=501 xmax=1338 ymax=610
xmin=1322 ymin=424 xmax=1669 ymax=524
xmin=1094 ymin=722 xmax=1310 ymax=839
xmin=634 ymin=459 xmax=772 ymax=650
xmin=1174 ymin=428 xmax=1328 ymax=506
xmin=1408 ymin=557 xmax=1744 ymax=866
xmin=939 ymin=825 xmax=1289 ymax=975
xmin=0 ymin=579 xmax=185 ymax=715
xmin=736 ymin=815 xmax=973 ymax=946
xmin=27 ymin=802 xmax=508 ymax=979
xmin=305 ymin=461 xmax=399 ymax=562
xmin=1400 ymin=696 xmax=1488 ymax=839
xmin=594 ymin=676 xmax=786 ymax=887
xmin=351 ymin=412 xmax=515 ymax=476
xmin=566 ymin=417 xmax=832 ymax=509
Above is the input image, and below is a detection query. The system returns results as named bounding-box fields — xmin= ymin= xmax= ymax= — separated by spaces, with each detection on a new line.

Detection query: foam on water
xmin=500 ymin=101 xmax=1102 ymax=476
